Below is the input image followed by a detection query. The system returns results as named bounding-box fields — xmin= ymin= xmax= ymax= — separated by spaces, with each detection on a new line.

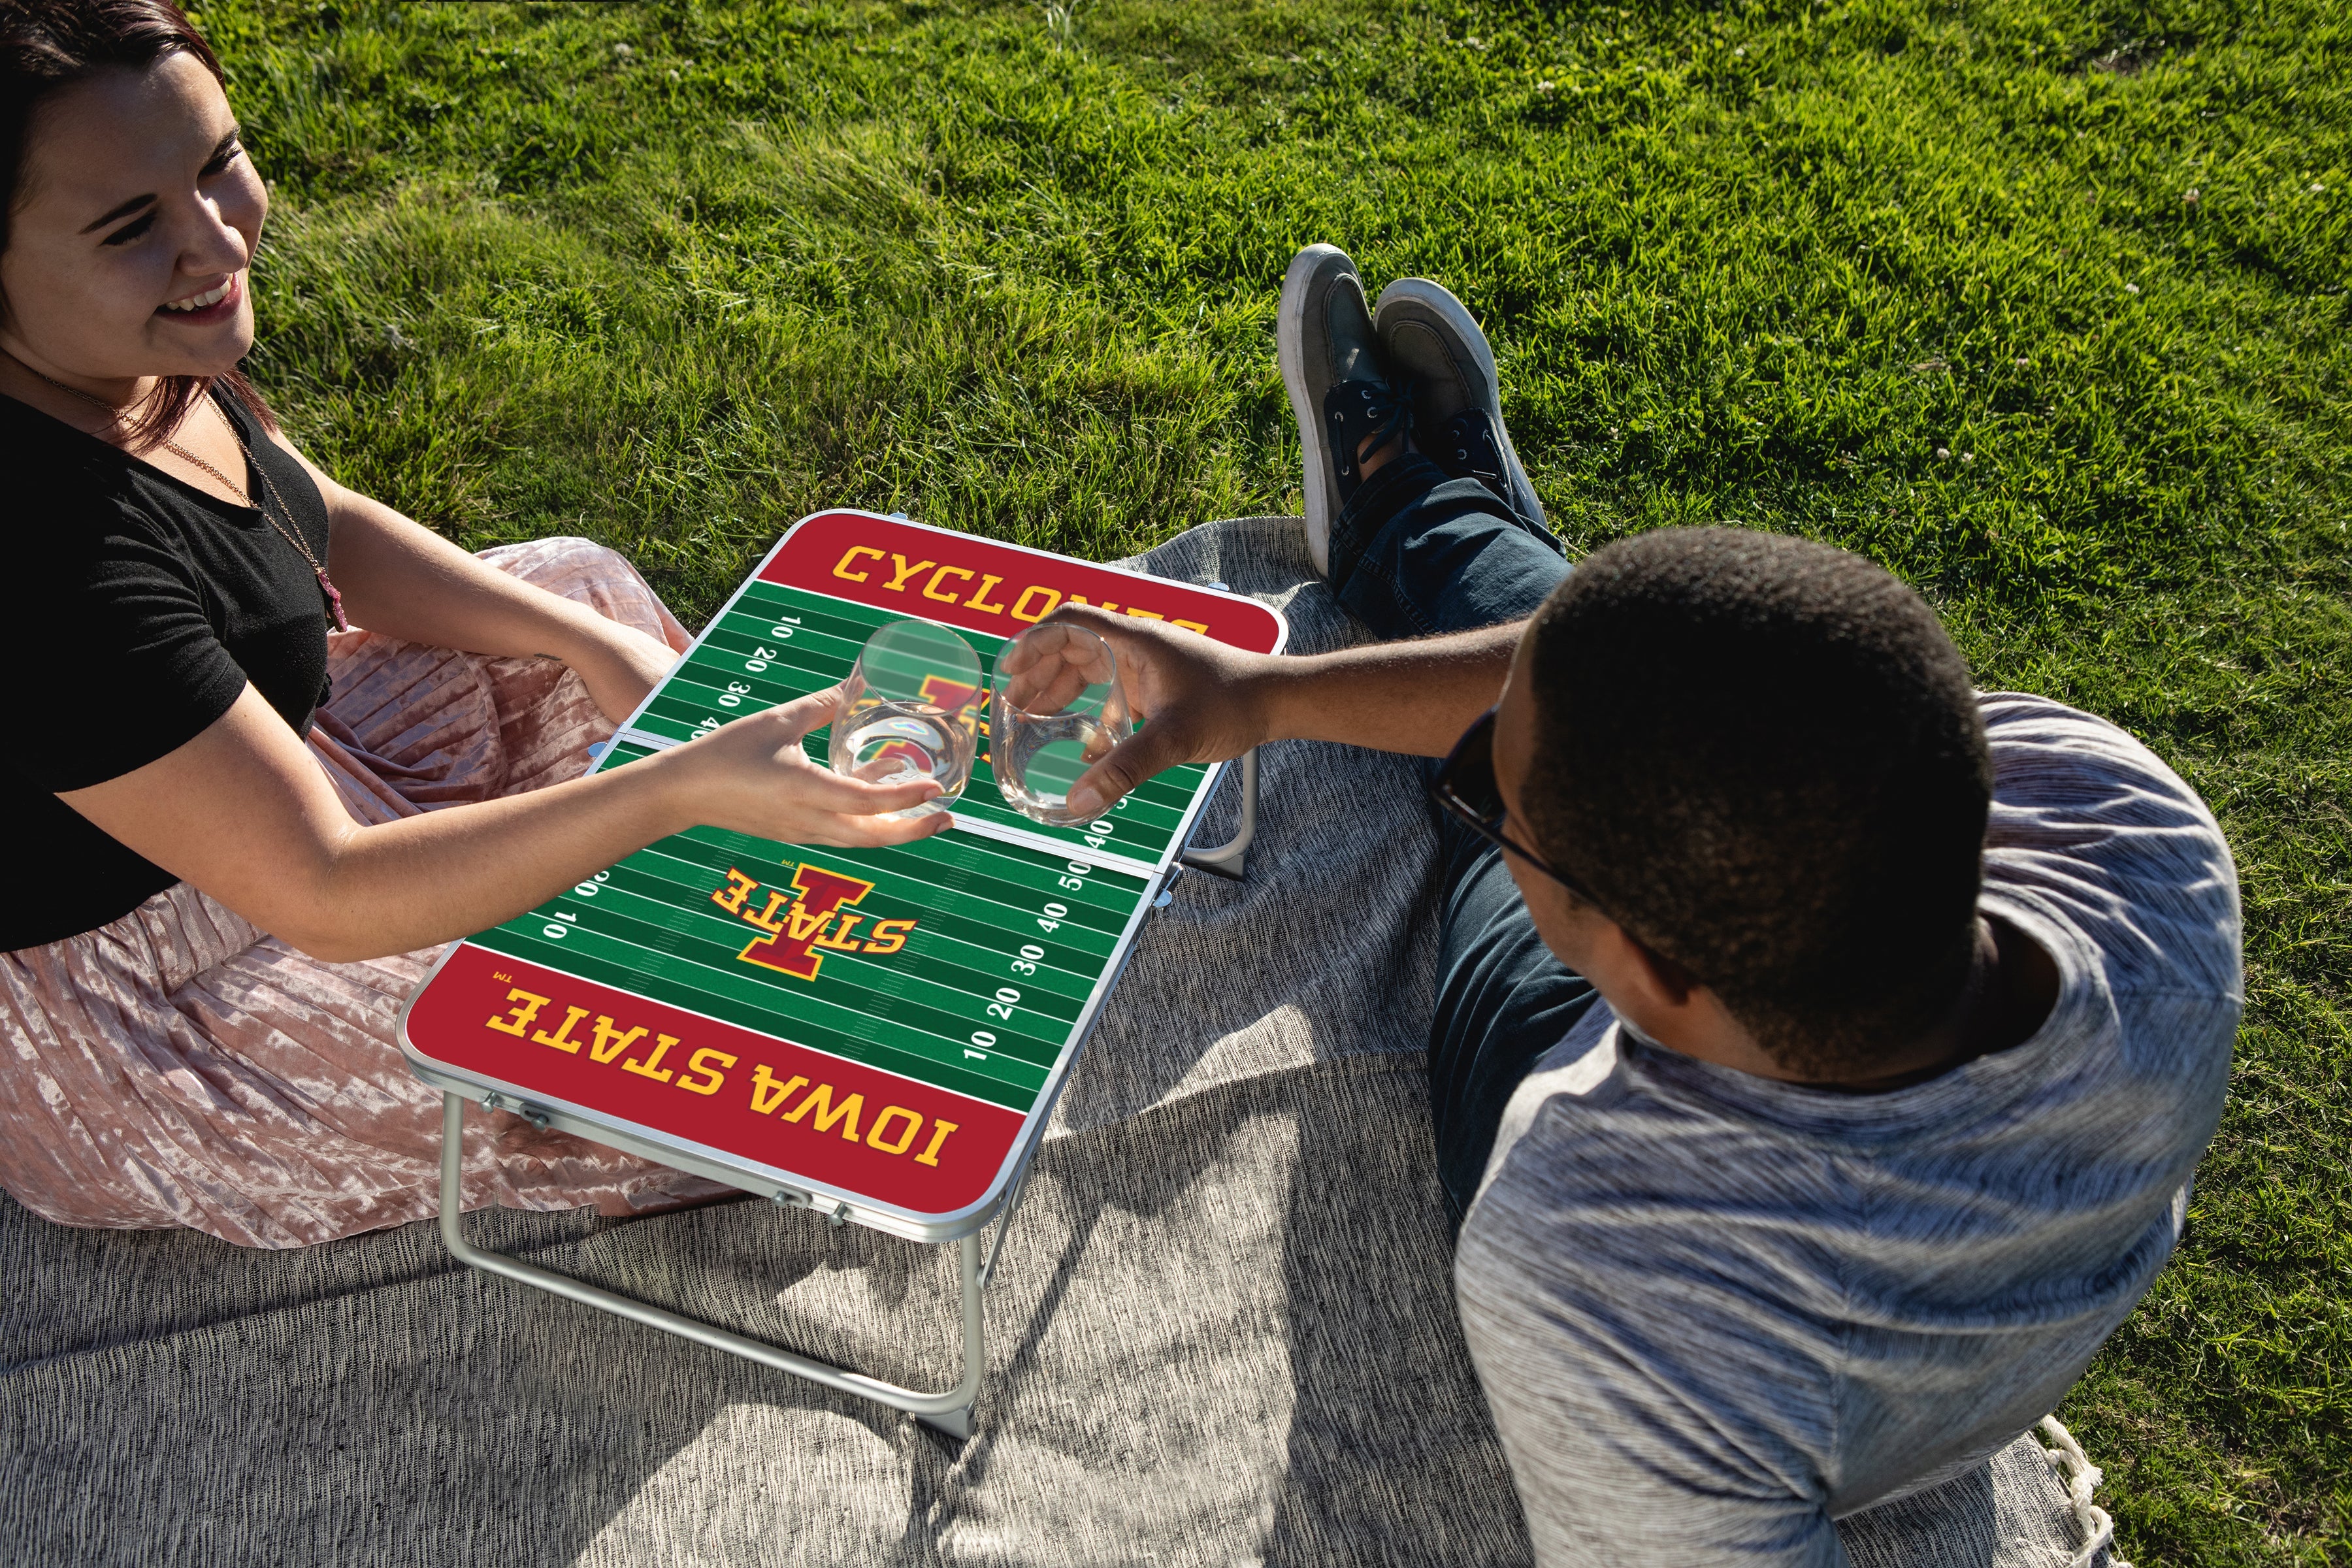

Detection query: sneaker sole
xmin=1277 ymin=244 xmax=1352 ymax=574
xmin=1373 ymin=277 xmax=1548 ymax=530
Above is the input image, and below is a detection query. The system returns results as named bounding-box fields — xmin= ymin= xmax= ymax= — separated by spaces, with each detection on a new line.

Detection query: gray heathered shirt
xmin=1454 ymin=693 xmax=2240 ymax=1567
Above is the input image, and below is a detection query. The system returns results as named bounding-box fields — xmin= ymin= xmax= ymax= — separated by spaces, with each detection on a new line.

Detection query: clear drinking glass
xmin=828 ymin=619 xmax=985 ymax=818
xmin=990 ymin=623 xmax=1133 ymax=826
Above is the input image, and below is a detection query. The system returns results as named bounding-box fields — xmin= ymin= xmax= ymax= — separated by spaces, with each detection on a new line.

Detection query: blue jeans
xmin=1329 ymin=456 xmax=1600 ymax=1235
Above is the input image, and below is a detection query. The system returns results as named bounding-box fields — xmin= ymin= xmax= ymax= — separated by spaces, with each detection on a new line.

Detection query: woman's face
xmin=0 ymin=49 xmax=265 ymax=389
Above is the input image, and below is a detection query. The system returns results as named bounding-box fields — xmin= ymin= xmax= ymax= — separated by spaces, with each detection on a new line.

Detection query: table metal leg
xmin=977 ymin=1145 xmax=1039 ymax=1289
xmin=436 ymin=1094 xmax=981 ymax=1438
xmin=1180 ymin=747 xmax=1258 ymax=879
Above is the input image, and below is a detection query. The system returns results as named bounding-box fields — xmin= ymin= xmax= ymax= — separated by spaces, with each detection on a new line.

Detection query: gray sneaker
xmin=1373 ymin=278 xmax=1554 ymax=544
xmin=1278 ymin=244 xmax=1407 ymax=575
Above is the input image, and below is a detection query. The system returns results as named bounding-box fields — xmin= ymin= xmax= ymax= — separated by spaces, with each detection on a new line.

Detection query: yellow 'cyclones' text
xmin=832 ymin=546 xmax=1212 ymax=636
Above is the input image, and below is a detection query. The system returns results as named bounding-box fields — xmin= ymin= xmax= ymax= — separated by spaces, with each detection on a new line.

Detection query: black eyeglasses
xmin=1426 ymin=706 xmax=1603 ymax=907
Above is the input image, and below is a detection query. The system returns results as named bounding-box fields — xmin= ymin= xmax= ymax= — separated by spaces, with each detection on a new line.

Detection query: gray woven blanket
xmin=0 ymin=517 xmax=2106 ymax=1566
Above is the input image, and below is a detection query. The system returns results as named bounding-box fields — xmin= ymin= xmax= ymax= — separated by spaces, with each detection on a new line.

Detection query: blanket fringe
xmin=2038 ymin=1415 xmax=2131 ymax=1568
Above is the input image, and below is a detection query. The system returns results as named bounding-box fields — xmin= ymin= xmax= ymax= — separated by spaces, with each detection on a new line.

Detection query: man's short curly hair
xmin=1519 ymin=527 xmax=1991 ymax=1079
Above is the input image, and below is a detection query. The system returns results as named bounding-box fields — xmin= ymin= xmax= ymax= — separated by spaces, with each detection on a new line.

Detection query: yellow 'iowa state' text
xmin=483 ymin=985 xmax=959 ymax=1167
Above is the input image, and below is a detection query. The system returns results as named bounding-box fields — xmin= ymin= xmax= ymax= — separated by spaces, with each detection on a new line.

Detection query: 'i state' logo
xmin=709 ymin=863 xmax=919 ymax=981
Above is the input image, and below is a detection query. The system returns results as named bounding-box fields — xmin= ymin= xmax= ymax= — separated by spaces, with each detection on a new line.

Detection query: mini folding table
xmin=399 ymin=511 xmax=1288 ymax=1437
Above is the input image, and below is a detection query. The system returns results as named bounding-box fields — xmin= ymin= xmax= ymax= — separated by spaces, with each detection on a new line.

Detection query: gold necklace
xmin=15 ymin=361 xmax=348 ymax=631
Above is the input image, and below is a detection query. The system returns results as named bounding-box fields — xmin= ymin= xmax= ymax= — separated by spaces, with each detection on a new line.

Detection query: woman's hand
xmin=62 ymin=681 xmax=946 ymax=964
xmin=647 ymin=687 xmax=953 ymax=848
xmin=562 ymin=619 xmax=684 ymax=725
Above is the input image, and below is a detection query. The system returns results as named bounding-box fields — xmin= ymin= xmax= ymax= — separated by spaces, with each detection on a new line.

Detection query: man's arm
xmin=1048 ymin=603 xmax=1524 ymax=819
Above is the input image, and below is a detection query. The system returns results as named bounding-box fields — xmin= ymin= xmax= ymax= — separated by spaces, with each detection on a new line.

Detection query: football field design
xmin=402 ymin=513 xmax=1286 ymax=1231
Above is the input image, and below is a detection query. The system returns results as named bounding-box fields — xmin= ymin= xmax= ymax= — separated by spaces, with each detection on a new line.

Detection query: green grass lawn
xmin=199 ymin=1 xmax=2347 ymax=1559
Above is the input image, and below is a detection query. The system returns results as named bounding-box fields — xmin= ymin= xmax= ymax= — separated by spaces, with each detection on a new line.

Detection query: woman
xmin=0 ymin=1 xmax=943 ymax=1247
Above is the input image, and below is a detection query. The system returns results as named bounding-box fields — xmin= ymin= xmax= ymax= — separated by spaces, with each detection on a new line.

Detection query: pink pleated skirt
xmin=0 ymin=537 xmax=728 ymax=1249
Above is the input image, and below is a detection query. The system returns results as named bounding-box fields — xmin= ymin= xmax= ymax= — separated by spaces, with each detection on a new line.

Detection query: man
xmin=1050 ymin=244 xmax=2238 ymax=1564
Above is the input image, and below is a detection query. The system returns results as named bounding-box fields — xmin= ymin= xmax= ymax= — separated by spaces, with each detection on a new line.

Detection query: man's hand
xmin=1043 ymin=602 xmax=1527 ymax=817
xmin=1045 ymin=604 xmax=1277 ymax=819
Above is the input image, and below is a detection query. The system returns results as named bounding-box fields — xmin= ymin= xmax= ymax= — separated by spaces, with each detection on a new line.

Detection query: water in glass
xmin=835 ymin=701 xmax=972 ymax=794
xmin=829 ymin=619 xmax=984 ymax=818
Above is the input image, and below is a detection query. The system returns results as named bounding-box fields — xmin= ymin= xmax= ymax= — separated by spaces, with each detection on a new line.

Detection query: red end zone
xmin=769 ymin=512 xmax=1285 ymax=654
xmin=406 ymin=944 xmax=1025 ymax=1217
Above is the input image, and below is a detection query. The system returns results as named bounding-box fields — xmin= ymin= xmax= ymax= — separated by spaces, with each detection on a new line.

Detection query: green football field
xmin=472 ymin=571 xmax=1200 ymax=1113
xmin=206 ymin=1 xmax=2348 ymax=1560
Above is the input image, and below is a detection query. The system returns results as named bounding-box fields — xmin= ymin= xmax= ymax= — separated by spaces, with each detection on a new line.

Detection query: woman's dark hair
xmin=0 ymin=0 xmax=272 ymax=446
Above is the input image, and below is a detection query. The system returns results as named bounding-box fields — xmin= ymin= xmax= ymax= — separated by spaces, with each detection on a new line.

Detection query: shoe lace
xmin=1331 ymin=374 xmax=1416 ymax=479
xmin=1384 ymin=372 xmax=1420 ymax=451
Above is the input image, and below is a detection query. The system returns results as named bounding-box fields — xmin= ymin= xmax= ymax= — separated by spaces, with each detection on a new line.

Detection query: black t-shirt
xmin=0 ymin=387 xmax=335 ymax=949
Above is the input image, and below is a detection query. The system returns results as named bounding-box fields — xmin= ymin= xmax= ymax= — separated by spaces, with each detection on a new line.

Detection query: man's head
xmin=1495 ymin=527 xmax=1991 ymax=1081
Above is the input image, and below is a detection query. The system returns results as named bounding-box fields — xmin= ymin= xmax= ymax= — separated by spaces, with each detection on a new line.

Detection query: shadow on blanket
xmin=0 ymin=518 xmax=2106 ymax=1567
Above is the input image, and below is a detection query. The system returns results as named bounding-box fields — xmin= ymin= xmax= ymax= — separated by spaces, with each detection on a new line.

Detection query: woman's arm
xmin=279 ymin=438 xmax=679 ymax=723
xmin=60 ymin=685 xmax=943 ymax=962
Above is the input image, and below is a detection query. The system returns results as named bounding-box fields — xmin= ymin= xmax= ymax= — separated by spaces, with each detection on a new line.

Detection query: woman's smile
xmin=157 ymin=269 xmax=242 ymax=325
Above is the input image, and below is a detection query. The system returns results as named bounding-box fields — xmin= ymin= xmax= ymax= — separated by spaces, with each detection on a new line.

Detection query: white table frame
xmin=424 ymin=759 xmax=1258 ymax=1440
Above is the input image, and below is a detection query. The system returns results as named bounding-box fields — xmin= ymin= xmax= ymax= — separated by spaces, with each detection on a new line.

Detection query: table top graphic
xmin=400 ymin=512 xmax=1288 ymax=1240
